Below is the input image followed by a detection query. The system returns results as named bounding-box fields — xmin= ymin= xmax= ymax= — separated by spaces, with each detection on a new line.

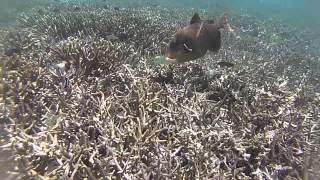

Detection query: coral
xmin=1 ymin=5 xmax=320 ymax=180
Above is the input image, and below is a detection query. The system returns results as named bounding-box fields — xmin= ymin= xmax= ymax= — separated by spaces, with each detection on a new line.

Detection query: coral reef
xmin=1 ymin=5 xmax=319 ymax=179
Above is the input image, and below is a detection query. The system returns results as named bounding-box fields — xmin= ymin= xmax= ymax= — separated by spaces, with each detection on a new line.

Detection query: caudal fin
xmin=215 ymin=12 xmax=227 ymax=28
xmin=215 ymin=12 xmax=233 ymax=32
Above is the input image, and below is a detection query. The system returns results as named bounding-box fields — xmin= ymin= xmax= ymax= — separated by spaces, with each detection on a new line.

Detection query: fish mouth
xmin=165 ymin=53 xmax=177 ymax=62
xmin=165 ymin=57 xmax=177 ymax=63
xmin=165 ymin=57 xmax=175 ymax=61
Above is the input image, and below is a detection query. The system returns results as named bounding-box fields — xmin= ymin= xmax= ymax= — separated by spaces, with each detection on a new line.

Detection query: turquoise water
xmin=1 ymin=0 xmax=320 ymax=30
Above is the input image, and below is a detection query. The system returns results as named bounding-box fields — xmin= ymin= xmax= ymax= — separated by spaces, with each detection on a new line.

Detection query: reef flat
xmin=1 ymin=5 xmax=320 ymax=179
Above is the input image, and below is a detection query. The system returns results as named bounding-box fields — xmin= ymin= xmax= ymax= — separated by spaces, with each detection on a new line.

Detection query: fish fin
xmin=190 ymin=12 xmax=201 ymax=24
xmin=215 ymin=12 xmax=228 ymax=29
xmin=207 ymin=12 xmax=229 ymax=52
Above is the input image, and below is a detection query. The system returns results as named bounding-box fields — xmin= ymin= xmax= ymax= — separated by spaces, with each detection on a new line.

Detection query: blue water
xmin=1 ymin=0 xmax=319 ymax=31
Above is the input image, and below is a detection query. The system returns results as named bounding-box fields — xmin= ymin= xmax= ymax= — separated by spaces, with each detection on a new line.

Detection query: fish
xmin=73 ymin=6 xmax=81 ymax=11
xmin=165 ymin=12 xmax=233 ymax=63
xmin=217 ymin=61 xmax=234 ymax=68
xmin=4 ymin=47 xmax=21 ymax=56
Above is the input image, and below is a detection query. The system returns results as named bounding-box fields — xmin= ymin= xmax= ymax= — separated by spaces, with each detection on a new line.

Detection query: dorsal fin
xmin=190 ymin=12 xmax=201 ymax=24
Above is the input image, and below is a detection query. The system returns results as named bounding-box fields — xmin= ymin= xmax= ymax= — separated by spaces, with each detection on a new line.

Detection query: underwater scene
xmin=0 ymin=0 xmax=319 ymax=179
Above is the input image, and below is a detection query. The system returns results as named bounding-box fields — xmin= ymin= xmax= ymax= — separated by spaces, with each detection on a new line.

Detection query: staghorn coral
xmin=17 ymin=6 xmax=178 ymax=56
xmin=1 ymin=6 xmax=320 ymax=180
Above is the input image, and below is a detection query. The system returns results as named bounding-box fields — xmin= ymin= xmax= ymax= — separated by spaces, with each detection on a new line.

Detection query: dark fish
xmin=118 ymin=32 xmax=129 ymax=41
xmin=165 ymin=12 xmax=232 ymax=63
xmin=37 ymin=9 xmax=44 ymax=15
xmin=103 ymin=5 xmax=109 ymax=9
xmin=73 ymin=6 xmax=81 ymax=11
xmin=4 ymin=47 xmax=21 ymax=56
xmin=52 ymin=7 xmax=60 ymax=13
xmin=45 ymin=46 xmax=51 ymax=53
xmin=217 ymin=61 xmax=234 ymax=68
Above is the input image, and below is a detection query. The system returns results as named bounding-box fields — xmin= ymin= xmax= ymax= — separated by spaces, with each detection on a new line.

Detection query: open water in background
xmin=1 ymin=0 xmax=320 ymax=32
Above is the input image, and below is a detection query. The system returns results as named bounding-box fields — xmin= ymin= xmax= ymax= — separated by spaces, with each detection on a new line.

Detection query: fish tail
xmin=216 ymin=12 xmax=233 ymax=32
xmin=216 ymin=12 xmax=228 ymax=29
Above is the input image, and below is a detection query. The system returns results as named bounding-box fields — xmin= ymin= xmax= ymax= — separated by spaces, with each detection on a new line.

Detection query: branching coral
xmin=1 ymin=5 xmax=319 ymax=180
